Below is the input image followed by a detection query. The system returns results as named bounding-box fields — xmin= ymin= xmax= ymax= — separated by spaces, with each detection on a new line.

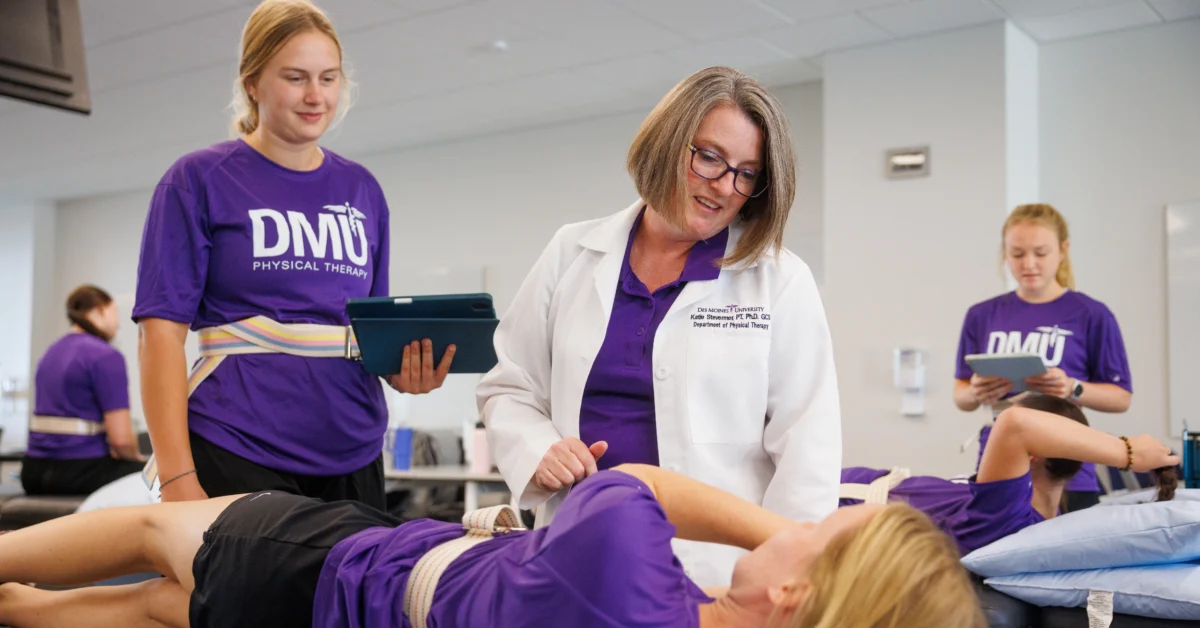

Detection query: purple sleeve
xmin=1087 ymin=306 xmax=1133 ymax=393
xmin=536 ymin=472 xmax=694 ymax=624
xmin=956 ymin=473 xmax=1043 ymax=554
xmin=370 ymin=186 xmax=390 ymax=298
xmin=131 ymin=182 xmax=210 ymax=324
xmin=954 ymin=307 xmax=980 ymax=380
xmin=91 ymin=351 xmax=130 ymax=413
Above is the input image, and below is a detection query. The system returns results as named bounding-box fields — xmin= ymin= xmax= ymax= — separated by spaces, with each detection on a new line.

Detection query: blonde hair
xmin=229 ymin=0 xmax=354 ymax=137
xmin=626 ymin=66 xmax=796 ymax=269
xmin=781 ymin=504 xmax=984 ymax=628
xmin=1003 ymin=203 xmax=1075 ymax=290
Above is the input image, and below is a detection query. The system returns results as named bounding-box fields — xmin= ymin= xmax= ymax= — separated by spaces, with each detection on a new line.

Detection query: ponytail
xmin=65 ymin=285 xmax=114 ymax=342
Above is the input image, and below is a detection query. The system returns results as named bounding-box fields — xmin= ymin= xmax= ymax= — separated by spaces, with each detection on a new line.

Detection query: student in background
xmin=953 ymin=203 xmax=1133 ymax=510
xmin=23 ymin=285 xmax=143 ymax=496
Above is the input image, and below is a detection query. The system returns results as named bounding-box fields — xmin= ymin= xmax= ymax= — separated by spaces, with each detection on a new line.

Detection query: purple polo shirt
xmin=578 ymin=210 xmax=727 ymax=468
xmin=29 ymin=333 xmax=130 ymax=460
xmin=840 ymin=467 xmax=1044 ymax=555
xmin=132 ymin=140 xmax=390 ymax=476
xmin=314 ymin=470 xmax=710 ymax=627
xmin=955 ymin=291 xmax=1133 ymax=492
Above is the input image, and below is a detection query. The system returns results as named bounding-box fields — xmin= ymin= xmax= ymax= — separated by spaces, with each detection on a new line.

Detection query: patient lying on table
xmin=0 ymin=463 xmax=988 ymax=627
xmin=840 ymin=394 xmax=1179 ymax=555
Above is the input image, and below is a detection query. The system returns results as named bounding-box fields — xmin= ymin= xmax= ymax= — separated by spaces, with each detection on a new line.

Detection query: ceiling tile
xmin=860 ymin=0 xmax=1004 ymax=38
xmin=990 ymin=0 xmax=1130 ymax=19
xmin=1017 ymin=0 xmax=1162 ymax=41
xmin=611 ymin=0 xmax=794 ymax=41
xmin=319 ymin=0 xmax=415 ymax=33
xmin=564 ymin=53 xmax=702 ymax=102
xmin=377 ymin=0 xmax=482 ymax=20
xmin=758 ymin=13 xmax=893 ymax=58
xmin=85 ymin=7 xmax=250 ymax=92
xmin=660 ymin=36 xmax=796 ymax=74
xmin=79 ymin=0 xmax=246 ymax=48
xmin=764 ymin=0 xmax=905 ymax=22
xmin=0 ymin=0 xmax=1191 ymax=206
xmin=1146 ymin=0 xmax=1200 ymax=20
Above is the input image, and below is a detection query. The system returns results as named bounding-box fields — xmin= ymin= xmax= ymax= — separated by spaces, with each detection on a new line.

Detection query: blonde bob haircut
xmin=229 ymin=0 xmax=355 ymax=137
xmin=626 ymin=66 xmax=796 ymax=269
xmin=779 ymin=504 xmax=985 ymax=628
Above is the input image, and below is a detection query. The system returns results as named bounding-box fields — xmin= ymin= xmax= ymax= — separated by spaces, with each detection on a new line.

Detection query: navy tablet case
xmin=347 ymin=294 xmax=500 ymax=375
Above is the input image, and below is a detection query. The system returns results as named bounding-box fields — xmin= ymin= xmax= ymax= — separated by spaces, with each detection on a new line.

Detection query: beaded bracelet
xmin=1118 ymin=436 xmax=1133 ymax=471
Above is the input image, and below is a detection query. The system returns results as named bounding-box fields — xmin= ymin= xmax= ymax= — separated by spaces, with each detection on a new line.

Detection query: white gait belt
xmin=141 ymin=316 xmax=358 ymax=489
xmin=403 ymin=504 xmax=526 ymax=628
xmin=30 ymin=415 xmax=105 ymax=436
xmin=839 ymin=467 xmax=912 ymax=504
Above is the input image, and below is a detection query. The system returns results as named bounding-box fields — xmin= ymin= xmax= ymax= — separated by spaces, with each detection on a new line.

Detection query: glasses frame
xmin=686 ymin=143 xmax=769 ymax=199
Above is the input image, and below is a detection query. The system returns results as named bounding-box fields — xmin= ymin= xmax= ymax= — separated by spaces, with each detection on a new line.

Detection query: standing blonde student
xmin=954 ymin=204 xmax=1132 ymax=510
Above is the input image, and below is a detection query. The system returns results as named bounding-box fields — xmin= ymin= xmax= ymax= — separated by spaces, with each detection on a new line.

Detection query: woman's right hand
xmin=1127 ymin=434 xmax=1181 ymax=473
xmin=970 ymin=374 xmax=1013 ymax=406
xmin=533 ymin=438 xmax=608 ymax=492
xmin=160 ymin=473 xmax=209 ymax=502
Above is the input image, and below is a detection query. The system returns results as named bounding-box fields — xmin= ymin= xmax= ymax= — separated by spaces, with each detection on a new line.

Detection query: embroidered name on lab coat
xmin=690 ymin=305 xmax=771 ymax=330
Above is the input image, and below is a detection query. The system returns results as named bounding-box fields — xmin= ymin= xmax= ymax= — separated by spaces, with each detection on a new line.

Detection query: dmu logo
xmin=249 ymin=203 xmax=369 ymax=266
xmin=986 ymin=326 xmax=1074 ymax=367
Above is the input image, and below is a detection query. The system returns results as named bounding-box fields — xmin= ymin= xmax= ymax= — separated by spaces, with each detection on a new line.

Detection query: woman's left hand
xmin=1025 ymin=367 xmax=1072 ymax=398
xmin=388 ymin=339 xmax=456 ymax=394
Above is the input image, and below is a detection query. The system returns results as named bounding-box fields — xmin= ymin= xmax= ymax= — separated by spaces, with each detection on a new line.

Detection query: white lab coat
xmin=477 ymin=201 xmax=842 ymax=586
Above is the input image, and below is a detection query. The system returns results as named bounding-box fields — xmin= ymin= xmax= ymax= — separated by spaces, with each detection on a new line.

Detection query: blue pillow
xmin=986 ymin=562 xmax=1200 ymax=621
xmin=962 ymin=500 xmax=1200 ymax=578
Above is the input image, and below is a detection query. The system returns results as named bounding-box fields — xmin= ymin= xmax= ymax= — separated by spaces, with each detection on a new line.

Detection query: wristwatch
xmin=1068 ymin=379 xmax=1084 ymax=401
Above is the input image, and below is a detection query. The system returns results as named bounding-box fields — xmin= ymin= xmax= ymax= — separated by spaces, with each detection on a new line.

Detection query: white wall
xmin=0 ymin=202 xmax=49 ymax=449
xmin=54 ymin=191 xmax=176 ymax=429
xmin=824 ymin=24 xmax=1012 ymax=476
xmin=0 ymin=205 xmax=35 ymax=386
xmin=43 ymin=84 xmax=824 ymax=430
xmin=1040 ymin=18 xmax=1200 ymax=442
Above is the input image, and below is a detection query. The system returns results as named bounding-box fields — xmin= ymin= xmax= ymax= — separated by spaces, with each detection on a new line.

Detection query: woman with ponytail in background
xmin=134 ymin=0 xmax=450 ymax=507
xmin=953 ymin=204 xmax=1134 ymax=511
xmin=23 ymin=285 xmax=144 ymax=496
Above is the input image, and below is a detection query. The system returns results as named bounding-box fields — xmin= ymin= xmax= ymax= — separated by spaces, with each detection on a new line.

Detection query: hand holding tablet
xmin=347 ymin=294 xmax=500 ymax=376
xmin=965 ymin=353 xmax=1048 ymax=397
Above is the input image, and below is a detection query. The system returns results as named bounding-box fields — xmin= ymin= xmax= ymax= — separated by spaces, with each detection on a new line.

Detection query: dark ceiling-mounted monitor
xmin=0 ymin=0 xmax=90 ymax=115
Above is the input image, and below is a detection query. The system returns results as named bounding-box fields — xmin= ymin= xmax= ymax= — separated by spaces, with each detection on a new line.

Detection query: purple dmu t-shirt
xmin=132 ymin=140 xmax=390 ymax=476
xmin=955 ymin=291 xmax=1133 ymax=492
xmin=315 ymin=471 xmax=711 ymax=627
xmin=29 ymin=333 xmax=130 ymax=460
xmin=840 ymin=467 xmax=1044 ymax=555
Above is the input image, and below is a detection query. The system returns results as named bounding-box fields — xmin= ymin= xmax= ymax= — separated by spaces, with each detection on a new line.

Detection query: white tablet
xmin=965 ymin=353 xmax=1047 ymax=393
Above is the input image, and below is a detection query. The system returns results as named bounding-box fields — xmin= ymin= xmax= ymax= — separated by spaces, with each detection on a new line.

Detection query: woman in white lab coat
xmin=476 ymin=66 xmax=842 ymax=586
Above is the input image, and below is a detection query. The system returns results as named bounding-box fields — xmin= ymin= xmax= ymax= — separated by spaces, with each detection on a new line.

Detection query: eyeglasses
xmin=687 ymin=144 xmax=768 ymax=198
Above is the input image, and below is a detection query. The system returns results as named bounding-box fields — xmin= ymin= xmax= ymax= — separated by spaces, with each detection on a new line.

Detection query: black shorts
xmin=20 ymin=455 xmax=144 ymax=495
xmin=189 ymin=491 xmax=402 ymax=628
xmin=189 ymin=432 xmax=386 ymax=511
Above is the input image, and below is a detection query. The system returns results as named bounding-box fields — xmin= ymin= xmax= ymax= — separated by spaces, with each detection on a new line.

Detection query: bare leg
xmin=0 ymin=494 xmax=243 ymax=590
xmin=0 ymin=579 xmax=190 ymax=628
